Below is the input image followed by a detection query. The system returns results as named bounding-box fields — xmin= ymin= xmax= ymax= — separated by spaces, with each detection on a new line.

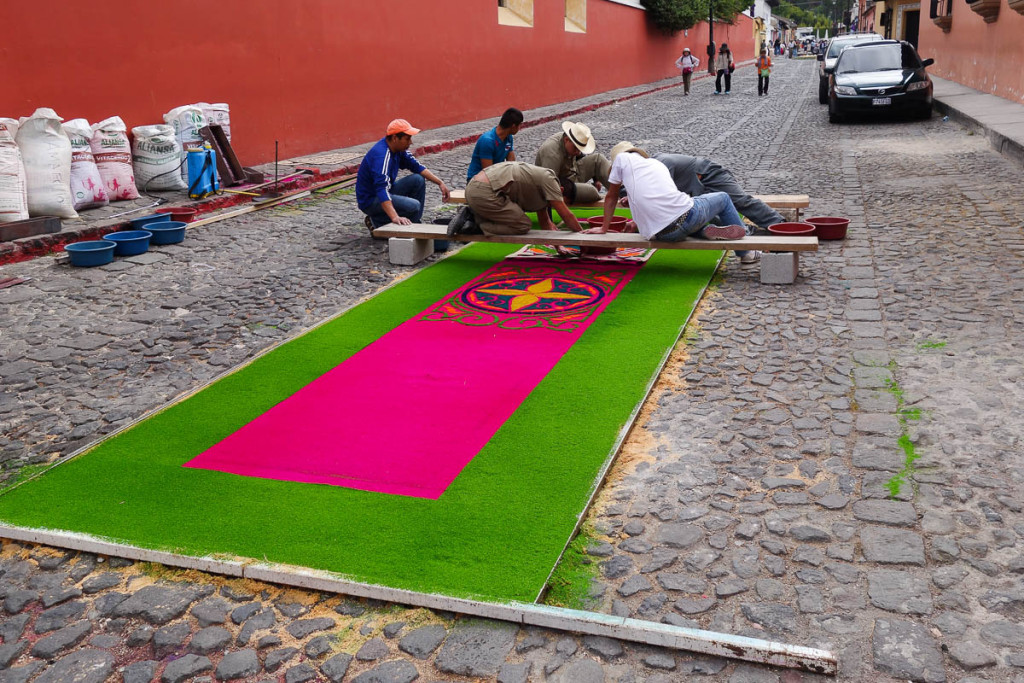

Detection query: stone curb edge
xmin=0 ymin=523 xmax=836 ymax=674
xmin=933 ymin=98 xmax=1024 ymax=169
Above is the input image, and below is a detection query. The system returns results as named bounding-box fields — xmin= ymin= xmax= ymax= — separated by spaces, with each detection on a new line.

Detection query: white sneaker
xmin=740 ymin=250 xmax=762 ymax=264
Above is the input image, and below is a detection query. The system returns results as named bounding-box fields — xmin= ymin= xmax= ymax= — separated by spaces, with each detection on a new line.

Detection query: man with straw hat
xmin=534 ymin=121 xmax=611 ymax=204
xmin=585 ymin=142 xmax=753 ymax=255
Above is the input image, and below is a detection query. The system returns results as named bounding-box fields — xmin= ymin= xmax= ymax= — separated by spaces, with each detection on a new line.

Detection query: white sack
xmin=163 ymin=105 xmax=207 ymax=182
xmin=0 ymin=119 xmax=29 ymax=223
xmin=197 ymin=102 xmax=231 ymax=141
xmin=132 ymin=124 xmax=186 ymax=191
xmin=15 ymin=108 xmax=77 ymax=219
xmin=63 ymin=118 xmax=109 ymax=211
xmin=89 ymin=116 xmax=139 ymax=201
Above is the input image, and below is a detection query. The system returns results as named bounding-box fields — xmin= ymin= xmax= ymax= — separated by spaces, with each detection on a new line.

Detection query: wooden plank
xmin=446 ymin=189 xmax=809 ymax=210
xmin=187 ymin=190 xmax=312 ymax=229
xmin=373 ymin=224 xmax=818 ymax=252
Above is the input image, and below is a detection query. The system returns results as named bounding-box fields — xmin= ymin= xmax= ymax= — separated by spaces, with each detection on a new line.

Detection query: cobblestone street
xmin=1 ymin=56 xmax=1024 ymax=681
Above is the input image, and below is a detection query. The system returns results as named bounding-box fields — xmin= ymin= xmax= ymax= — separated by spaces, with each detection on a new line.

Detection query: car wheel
xmin=918 ymin=104 xmax=933 ymax=121
xmin=828 ymin=100 xmax=842 ymax=124
xmin=818 ymin=79 xmax=828 ymax=105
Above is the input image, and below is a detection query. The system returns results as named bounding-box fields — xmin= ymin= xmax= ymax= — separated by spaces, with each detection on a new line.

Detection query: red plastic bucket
xmin=804 ymin=216 xmax=849 ymax=240
xmin=156 ymin=207 xmax=198 ymax=223
xmin=581 ymin=216 xmax=629 ymax=255
xmin=768 ymin=221 xmax=816 ymax=236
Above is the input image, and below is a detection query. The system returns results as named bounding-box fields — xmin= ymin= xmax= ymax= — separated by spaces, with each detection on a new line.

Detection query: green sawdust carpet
xmin=0 ymin=242 xmax=721 ymax=603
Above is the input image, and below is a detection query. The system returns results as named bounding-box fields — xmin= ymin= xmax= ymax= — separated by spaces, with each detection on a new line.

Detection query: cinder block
xmin=388 ymin=237 xmax=433 ymax=266
xmin=760 ymin=251 xmax=800 ymax=284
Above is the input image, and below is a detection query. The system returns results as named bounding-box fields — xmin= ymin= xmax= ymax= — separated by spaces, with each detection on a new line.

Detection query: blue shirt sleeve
xmin=399 ymin=151 xmax=426 ymax=176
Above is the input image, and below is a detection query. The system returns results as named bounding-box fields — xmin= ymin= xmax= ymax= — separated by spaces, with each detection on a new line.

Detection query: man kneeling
xmin=585 ymin=142 xmax=749 ymax=249
xmin=450 ymin=162 xmax=583 ymax=236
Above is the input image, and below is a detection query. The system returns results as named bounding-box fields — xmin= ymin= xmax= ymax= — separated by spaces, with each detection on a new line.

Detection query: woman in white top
xmin=674 ymin=48 xmax=701 ymax=96
xmin=713 ymin=43 xmax=735 ymax=95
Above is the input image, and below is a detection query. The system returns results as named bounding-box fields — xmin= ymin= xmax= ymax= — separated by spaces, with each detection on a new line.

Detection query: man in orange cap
xmin=356 ymin=118 xmax=450 ymax=236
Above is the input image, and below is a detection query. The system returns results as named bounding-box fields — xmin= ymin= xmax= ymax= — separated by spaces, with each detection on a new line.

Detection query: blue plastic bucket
xmin=65 ymin=240 xmax=116 ymax=267
xmin=103 ymin=230 xmax=153 ymax=256
xmin=148 ymin=221 xmax=187 ymax=245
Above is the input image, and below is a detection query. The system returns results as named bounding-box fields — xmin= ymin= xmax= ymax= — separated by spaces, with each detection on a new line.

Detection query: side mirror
xmin=921 ymin=57 xmax=934 ymax=67
xmin=817 ymin=54 xmax=825 ymax=61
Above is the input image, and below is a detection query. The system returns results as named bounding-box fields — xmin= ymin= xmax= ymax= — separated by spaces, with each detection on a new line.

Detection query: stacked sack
xmin=132 ymin=124 xmax=186 ymax=192
xmin=63 ymin=119 xmax=109 ymax=211
xmin=0 ymin=101 xmax=232 ymax=223
xmin=90 ymin=116 xmax=139 ymax=201
xmin=163 ymin=105 xmax=208 ymax=184
xmin=15 ymin=108 xmax=77 ymax=219
xmin=0 ymin=118 xmax=28 ymax=223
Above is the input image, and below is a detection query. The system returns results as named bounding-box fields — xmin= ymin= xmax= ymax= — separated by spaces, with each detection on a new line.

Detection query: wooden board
xmin=373 ymin=224 xmax=818 ymax=252
xmin=446 ymin=189 xmax=810 ymax=210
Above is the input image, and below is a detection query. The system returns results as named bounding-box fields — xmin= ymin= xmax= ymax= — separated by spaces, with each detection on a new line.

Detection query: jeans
xmin=654 ymin=191 xmax=752 ymax=256
xmin=362 ymin=174 xmax=425 ymax=227
xmin=758 ymin=74 xmax=770 ymax=95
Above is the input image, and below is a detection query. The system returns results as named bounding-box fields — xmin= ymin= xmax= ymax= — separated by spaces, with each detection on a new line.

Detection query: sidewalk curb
xmin=934 ymin=97 xmax=1024 ymax=169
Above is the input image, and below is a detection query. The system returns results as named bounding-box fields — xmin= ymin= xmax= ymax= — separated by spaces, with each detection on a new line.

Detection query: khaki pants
xmin=464 ymin=177 xmax=533 ymax=236
xmin=571 ymin=153 xmax=611 ymax=203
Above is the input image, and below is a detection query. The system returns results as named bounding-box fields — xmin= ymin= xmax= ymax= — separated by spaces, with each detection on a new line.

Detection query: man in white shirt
xmin=585 ymin=141 xmax=749 ymax=248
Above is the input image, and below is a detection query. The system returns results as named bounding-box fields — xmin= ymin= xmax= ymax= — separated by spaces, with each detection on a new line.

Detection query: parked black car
xmin=817 ymin=32 xmax=885 ymax=104
xmin=828 ymin=40 xmax=934 ymax=123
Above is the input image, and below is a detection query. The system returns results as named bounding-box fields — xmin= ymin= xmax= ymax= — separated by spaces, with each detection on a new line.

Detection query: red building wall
xmin=918 ymin=0 xmax=1024 ymax=104
xmin=2 ymin=1 xmax=753 ymax=164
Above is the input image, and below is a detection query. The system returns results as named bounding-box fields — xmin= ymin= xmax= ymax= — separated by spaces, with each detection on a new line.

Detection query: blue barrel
xmin=187 ymin=148 xmax=219 ymax=199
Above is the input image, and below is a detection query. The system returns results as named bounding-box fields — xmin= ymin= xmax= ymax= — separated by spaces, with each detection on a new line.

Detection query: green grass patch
xmin=883 ymin=368 xmax=924 ymax=499
xmin=916 ymin=339 xmax=947 ymax=350
xmin=0 ymin=243 xmax=720 ymax=603
xmin=543 ymin=531 xmax=602 ymax=610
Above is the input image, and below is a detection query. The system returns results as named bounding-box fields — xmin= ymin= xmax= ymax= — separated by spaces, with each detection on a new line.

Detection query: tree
xmin=641 ymin=0 xmax=750 ymax=34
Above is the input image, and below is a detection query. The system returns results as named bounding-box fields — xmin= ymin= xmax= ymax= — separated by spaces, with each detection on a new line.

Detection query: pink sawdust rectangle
xmin=184 ymin=260 xmax=639 ymax=498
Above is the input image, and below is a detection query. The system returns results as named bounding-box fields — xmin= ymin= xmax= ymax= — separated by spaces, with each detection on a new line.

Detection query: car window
xmin=901 ymin=43 xmax=923 ymax=68
xmin=827 ymin=35 xmax=879 ymax=59
xmin=836 ymin=44 xmax=905 ymax=73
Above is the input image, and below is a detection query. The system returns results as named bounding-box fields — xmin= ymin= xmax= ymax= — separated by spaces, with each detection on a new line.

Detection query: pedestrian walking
xmin=714 ymin=44 xmax=735 ymax=95
xmin=674 ymin=47 xmax=700 ymax=95
xmin=756 ymin=47 xmax=772 ymax=96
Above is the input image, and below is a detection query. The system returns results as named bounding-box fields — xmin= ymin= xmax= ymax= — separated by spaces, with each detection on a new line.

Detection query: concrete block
xmin=760 ymin=251 xmax=799 ymax=284
xmin=388 ymin=237 xmax=433 ymax=266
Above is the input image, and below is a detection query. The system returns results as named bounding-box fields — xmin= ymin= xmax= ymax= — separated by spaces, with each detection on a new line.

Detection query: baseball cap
xmin=386 ymin=119 xmax=420 ymax=136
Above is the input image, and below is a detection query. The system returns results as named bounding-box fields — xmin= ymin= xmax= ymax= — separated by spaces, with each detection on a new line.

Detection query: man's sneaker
xmin=702 ymin=224 xmax=746 ymax=240
xmin=364 ymin=215 xmax=375 ymax=236
xmin=447 ymin=206 xmax=474 ymax=236
xmin=740 ymin=250 xmax=762 ymax=264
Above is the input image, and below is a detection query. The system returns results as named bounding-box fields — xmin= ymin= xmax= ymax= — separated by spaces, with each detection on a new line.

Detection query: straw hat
xmin=561 ymin=121 xmax=596 ymax=154
xmin=610 ymin=141 xmax=649 ymax=163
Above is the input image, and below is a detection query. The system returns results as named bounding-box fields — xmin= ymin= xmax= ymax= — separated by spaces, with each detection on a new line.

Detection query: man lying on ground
xmin=357 ymin=118 xmax=450 ymax=237
xmin=466 ymin=108 xmax=523 ymax=182
xmin=584 ymin=142 xmax=753 ymax=257
xmin=448 ymin=161 xmax=584 ymax=236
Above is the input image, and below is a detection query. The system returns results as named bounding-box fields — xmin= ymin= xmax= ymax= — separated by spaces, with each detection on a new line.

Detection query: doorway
xmin=904 ymin=9 xmax=920 ymax=48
